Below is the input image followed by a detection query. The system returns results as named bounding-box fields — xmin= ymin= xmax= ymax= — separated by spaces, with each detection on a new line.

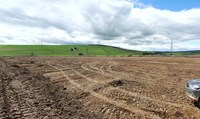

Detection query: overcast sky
xmin=0 ymin=0 xmax=200 ymax=51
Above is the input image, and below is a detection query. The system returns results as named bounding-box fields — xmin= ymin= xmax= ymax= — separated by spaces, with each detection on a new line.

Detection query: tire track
xmin=106 ymin=63 xmax=128 ymax=77
xmin=87 ymin=61 xmax=189 ymax=104
xmin=81 ymin=63 xmax=97 ymax=73
xmin=74 ymin=68 xmax=189 ymax=108
xmin=0 ymin=60 xmax=66 ymax=119
xmin=99 ymin=64 xmax=112 ymax=76
xmin=81 ymin=63 xmax=125 ymax=83
xmin=100 ymin=87 xmax=193 ymax=118
xmin=47 ymin=64 xmax=161 ymax=119
xmin=0 ymin=72 xmax=11 ymax=118
xmin=75 ymin=63 xmax=191 ymax=108
xmin=0 ymin=59 xmax=22 ymax=119
xmin=59 ymin=61 xmax=186 ymax=107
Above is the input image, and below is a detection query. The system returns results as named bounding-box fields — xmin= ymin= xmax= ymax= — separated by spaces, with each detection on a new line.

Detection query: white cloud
xmin=0 ymin=0 xmax=199 ymax=51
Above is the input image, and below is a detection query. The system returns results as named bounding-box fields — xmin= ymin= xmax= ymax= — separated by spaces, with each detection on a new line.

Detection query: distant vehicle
xmin=186 ymin=79 xmax=200 ymax=106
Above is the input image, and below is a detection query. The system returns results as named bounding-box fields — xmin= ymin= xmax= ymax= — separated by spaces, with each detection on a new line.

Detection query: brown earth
xmin=0 ymin=56 xmax=200 ymax=119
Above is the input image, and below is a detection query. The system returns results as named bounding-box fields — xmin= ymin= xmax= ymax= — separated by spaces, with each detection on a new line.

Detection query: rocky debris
xmin=109 ymin=80 xmax=124 ymax=87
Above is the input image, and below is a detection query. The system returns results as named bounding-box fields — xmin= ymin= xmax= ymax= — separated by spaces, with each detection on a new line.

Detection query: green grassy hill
xmin=0 ymin=45 xmax=143 ymax=56
xmin=172 ymin=50 xmax=200 ymax=56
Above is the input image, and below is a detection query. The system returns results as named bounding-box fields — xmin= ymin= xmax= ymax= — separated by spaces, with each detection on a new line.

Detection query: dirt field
xmin=0 ymin=56 xmax=200 ymax=119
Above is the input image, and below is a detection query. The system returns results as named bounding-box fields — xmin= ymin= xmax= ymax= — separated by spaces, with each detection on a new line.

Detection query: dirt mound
xmin=109 ymin=80 xmax=124 ymax=87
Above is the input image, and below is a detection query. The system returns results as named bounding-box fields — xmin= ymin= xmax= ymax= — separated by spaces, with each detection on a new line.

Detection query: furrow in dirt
xmin=48 ymin=64 xmax=161 ymax=119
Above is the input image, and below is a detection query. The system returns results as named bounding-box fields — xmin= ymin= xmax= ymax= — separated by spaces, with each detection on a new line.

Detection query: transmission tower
xmin=171 ymin=39 xmax=173 ymax=55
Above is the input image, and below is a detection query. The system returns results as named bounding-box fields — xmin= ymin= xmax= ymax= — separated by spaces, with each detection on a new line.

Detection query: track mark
xmin=65 ymin=61 xmax=189 ymax=110
xmin=47 ymin=64 xmax=161 ymax=119
xmin=75 ymin=65 xmax=191 ymax=109
xmin=0 ymin=73 xmax=11 ymax=118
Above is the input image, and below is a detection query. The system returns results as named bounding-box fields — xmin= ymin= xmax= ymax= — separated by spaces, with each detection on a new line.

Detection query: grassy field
xmin=0 ymin=45 xmax=143 ymax=56
xmin=0 ymin=45 xmax=199 ymax=56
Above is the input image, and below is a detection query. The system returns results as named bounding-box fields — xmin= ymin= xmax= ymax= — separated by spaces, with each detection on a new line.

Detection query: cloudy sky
xmin=0 ymin=0 xmax=200 ymax=51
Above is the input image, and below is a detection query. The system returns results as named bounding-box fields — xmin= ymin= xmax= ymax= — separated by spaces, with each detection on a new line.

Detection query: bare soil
xmin=0 ymin=56 xmax=200 ymax=119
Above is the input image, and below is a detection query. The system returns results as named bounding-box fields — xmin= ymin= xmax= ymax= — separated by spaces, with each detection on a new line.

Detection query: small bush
xmin=78 ymin=53 xmax=84 ymax=56
xmin=31 ymin=52 xmax=35 ymax=56
xmin=127 ymin=54 xmax=132 ymax=57
xmin=70 ymin=47 xmax=78 ymax=52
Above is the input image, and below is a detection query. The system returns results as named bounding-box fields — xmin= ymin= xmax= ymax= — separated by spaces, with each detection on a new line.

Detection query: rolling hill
xmin=0 ymin=45 xmax=199 ymax=56
xmin=0 ymin=45 xmax=143 ymax=56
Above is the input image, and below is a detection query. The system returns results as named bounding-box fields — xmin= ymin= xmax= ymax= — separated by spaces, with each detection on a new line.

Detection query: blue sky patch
xmin=139 ymin=0 xmax=200 ymax=11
